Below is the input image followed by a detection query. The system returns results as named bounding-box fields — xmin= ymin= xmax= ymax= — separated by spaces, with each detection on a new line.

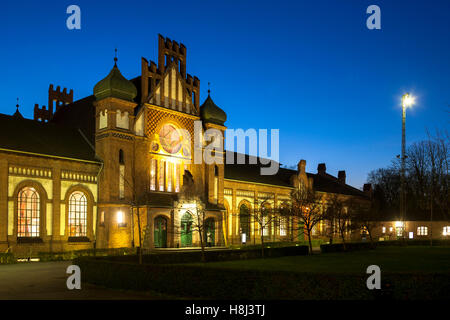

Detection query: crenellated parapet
xmin=34 ymin=84 xmax=74 ymax=122
xmin=48 ymin=84 xmax=73 ymax=113
xmin=141 ymin=35 xmax=200 ymax=115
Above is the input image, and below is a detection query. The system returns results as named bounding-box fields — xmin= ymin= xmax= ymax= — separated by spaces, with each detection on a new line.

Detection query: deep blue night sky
xmin=1 ymin=0 xmax=449 ymax=189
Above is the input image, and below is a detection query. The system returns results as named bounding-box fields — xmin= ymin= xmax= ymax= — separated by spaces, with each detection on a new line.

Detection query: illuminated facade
xmin=0 ymin=35 xmax=376 ymax=256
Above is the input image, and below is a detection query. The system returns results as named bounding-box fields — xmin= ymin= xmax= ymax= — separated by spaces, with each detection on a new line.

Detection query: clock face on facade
xmin=159 ymin=124 xmax=182 ymax=154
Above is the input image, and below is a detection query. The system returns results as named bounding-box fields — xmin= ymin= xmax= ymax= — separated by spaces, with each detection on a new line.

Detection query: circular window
xmin=159 ymin=124 xmax=182 ymax=154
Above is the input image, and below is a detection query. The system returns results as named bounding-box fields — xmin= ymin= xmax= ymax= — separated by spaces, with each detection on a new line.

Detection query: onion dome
xmin=200 ymin=92 xmax=227 ymax=126
xmin=93 ymin=56 xmax=137 ymax=102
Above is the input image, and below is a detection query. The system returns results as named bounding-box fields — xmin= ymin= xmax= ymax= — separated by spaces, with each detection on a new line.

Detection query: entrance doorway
xmin=204 ymin=218 xmax=215 ymax=247
xmin=154 ymin=216 xmax=167 ymax=248
xmin=181 ymin=212 xmax=193 ymax=247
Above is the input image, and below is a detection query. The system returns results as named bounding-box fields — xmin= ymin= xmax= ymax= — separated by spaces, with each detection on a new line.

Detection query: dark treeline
xmin=367 ymin=130 xmax=449 ymax=221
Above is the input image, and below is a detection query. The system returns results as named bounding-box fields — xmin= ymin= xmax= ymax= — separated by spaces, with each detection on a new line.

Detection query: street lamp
xmin=399 ymin=93 xmax=414 ymax=240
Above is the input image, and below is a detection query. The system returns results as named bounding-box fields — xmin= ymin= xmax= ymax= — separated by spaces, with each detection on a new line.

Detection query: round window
xmin=159 ymin=124 xmax=182 ymax=154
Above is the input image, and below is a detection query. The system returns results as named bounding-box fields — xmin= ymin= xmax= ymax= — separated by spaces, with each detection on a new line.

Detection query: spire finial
xmin=114 ymin=48 xmax=118 ymax=66
xmin=208 ymin=82 xmax=211 ymax=96
xmin=16 ymin=97 xmax=19 ymax=110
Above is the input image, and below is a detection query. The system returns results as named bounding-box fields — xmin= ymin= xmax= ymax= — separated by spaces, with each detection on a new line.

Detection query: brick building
xmin=0 ymin=35 xmax=374 ymax=255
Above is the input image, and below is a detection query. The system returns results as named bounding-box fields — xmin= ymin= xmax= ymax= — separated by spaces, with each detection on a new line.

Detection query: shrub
xmin=320 ymin=239 xmax=450 ymax=253
xmin=320 ymin=242 xmax=375 ymax=253
xmin=38 ymin=247 xmax=136 ymax=262
xmin=98 ymin=245 xmax=309 ymax=264
xmin=0 ymin=253 xmax=16 ymax=264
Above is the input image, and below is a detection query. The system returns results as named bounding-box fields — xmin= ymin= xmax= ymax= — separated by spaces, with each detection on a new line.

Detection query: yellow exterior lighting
xmin=402 ymin=93 xmax=415 ymax=108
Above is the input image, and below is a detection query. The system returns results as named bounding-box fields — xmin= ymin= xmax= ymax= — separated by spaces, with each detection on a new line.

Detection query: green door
xmin=204 ymin=218 xmax=215 ymax=247
xmin=181 ymin=212 xmax=192 ymax=247
xmin=154 ymin=216 xmax=167 ymax=248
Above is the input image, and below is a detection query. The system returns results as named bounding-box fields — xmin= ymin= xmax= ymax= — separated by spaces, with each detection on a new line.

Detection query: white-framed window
xmin=17 ymin=187 xmax=40 ymax=237
xmin=417 ymin=226 xmax=428 ymax=236
xmin=382 ymin=226 xmax=386 ymax=234
xmin=262 ymin=216 xmax=269 ymax=236
xmin=443 ymin=226 xmax=450 ymax=236
xmin=68 ymin=191 xmax=87 ymax=237
xmin=280 ymin=218 xmax=287 ymax=236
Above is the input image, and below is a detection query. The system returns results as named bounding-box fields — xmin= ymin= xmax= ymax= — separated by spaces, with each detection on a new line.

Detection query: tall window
xmin=175 ymin=163 xmax=180 ymax=192
xmin=280 ymin=218 xmax=287 ymax=236
xmin=17 ymin=187 xmax=40 ymax=237
xmin=159 ymin=160 xmax=165 ymax=191
xmin=150 ymin=159 xmax=156 ymax=191
xmin=214 ymin=166 xmax=219 ymax=204
xmin=119 ymin=149 xmax=125 ymax=199
xmin=262 ymin=216 xmax=269 ymax=236
xmin=68 ymin=192 xmax=87 ymax=237
xmin=167 ymin=162 xmax=173 ymax=192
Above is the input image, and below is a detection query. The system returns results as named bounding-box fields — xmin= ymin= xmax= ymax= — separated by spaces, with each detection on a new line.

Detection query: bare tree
xmin=249 ymin=198 xmax=286 ymax=257
xmin=119 ymin=167 xmax=147 ymax=264
xmin=287 ymin=187 xmax=326 ymax=254
xmin=348 ymin=197 xmax=380 ymax=247
xmin=324 ymin=194 xmax=351 ymax=250
xmin=178 ymin=170 xmax=208 ymax=262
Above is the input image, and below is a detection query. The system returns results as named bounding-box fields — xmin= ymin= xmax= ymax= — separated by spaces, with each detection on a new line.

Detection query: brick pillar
xmin=0 ymin=158 xmax=8 ymax=248
xmin=52 ymin=164 xmax=62 ymax=252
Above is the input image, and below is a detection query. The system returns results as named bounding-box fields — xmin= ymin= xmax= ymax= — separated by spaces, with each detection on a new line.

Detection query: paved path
xmin=0 ymin=261 xmax=175 ymax=300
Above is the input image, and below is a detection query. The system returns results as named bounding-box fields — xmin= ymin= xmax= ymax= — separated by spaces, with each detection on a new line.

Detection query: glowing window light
xmin=175 ymin=163 xmax=180 ymax=192
xmin=159 ymin=160 xmax=165 ymax=191
xmin=409 ymin=232 xmax=414 ymax=239
xmin=443 ymin=226 xmax=450 ymax=236
xmin=117 ymin=211 xmax=124 ymax=225
xmin=150 ymin=159 xmax=156 ymax=191
xmin=417 ymin=226 xmax=428 ymax=236
xmin=167 ymin=162 xmax=173 ymax=192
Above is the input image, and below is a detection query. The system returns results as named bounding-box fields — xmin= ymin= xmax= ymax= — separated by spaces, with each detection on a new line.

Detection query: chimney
xmin=317 ymin=163 xmax=326 ymax=175
xmin=338 ymin=170 xmax=346 ymax=184
xmin=363 ymin=183 xmax=373 ymax=196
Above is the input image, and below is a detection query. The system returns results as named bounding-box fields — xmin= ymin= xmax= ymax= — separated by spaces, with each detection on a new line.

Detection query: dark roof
xmin=51 ymin=95 xmax=96 ymax=144
xmin=0 ymin=113 xmax=99 ymax=163
xmin=307 ymin=172 xmax=367 ymax=197
xmin=224 ymin=152 xmax=293 ymax=187
xmin=224 ymin=151 xmax=367 ymax=198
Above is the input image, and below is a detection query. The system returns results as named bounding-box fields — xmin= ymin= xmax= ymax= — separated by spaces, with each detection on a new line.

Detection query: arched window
xmin=17 ymin=187 xmax=40 ymax=237
xmin=239 ymin=204 xmax=250 ymax=236
xmin=68 ymin=191 xmax=87 ymax=237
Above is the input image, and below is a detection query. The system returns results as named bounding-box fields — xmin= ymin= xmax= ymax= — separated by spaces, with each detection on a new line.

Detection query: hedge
xmin=0 ymin=253 xmax=16 ymax=264
xmin=321 ymin=239 xmax=450 ymax=253
xmin=320 ymin=242 xmax=375 ymax=253
xmin=38 ymin=247 xmax=136 ymax=262
xmin=74 ymin=257 xmax=450 ymax=300
xmin=96 ymin=245 xmax=309 ymax=264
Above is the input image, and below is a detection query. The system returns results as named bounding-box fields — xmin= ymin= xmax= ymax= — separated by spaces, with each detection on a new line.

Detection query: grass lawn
xmin=185 ymin=246 xmax=450 ymax=274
